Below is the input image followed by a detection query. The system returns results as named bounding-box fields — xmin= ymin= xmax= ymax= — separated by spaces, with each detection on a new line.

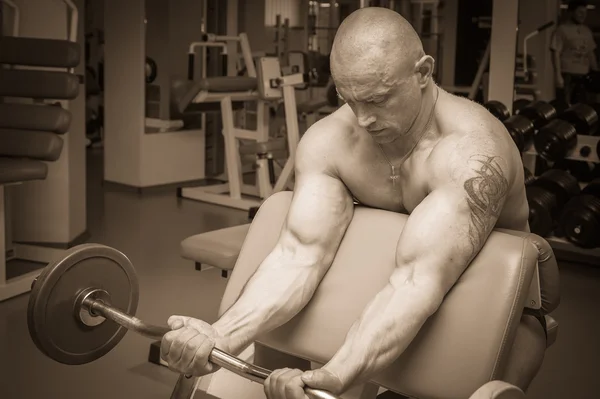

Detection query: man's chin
xmin=371 ymin=130 xmax=400 ymax=144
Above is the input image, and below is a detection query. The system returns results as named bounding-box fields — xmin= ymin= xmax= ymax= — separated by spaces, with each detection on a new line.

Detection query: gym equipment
xmin=0 ymin=129 xmax=64 ymax=161
xmin=180 ymin=34 xmax=305 ymax=211
xmin=517 ymin=100 xmax=557 ymax=130
xmin=526 ymin=185 xmax=559 ymax=237
xmin=582 ymin=178 xmax=600 ymax=198
xmin=0 ymin=36 xmax=80 ymax=67
xmin=27 ymin=244 xmax=341 ymax=399
xmin=28 ymin=244 xmax=139 ymax=365
xmin=521 ymin=21 xmax=554 ymax=83
xmin=0 ymin=103 xmax=72 ymax=134
xmin=559 ymin=195 xmax=600 ymax=248
xmin=524 ymin=166 xmax=536 ymax=186
xmin=181 ymin=223 xmax=250 ymax=277
xmin=558 ymin=102 xmax=599 ymax=136
xmin=217 ymin=191 xmax=559 ymax=399
xmin=525 ymin=169 xmax=580 ymax=237
xmin=554 ymin=158 xmax=597 ymax=182
xmin=550 ymin=99 xmax=569 ymax=116
xmin=584 ymin=70 xmax=600 ymax=93
xmin=484 ymin=100 xmax=510 ymax=121
xmin=558 ymin=179 xmax=600 ymax=248
xmin=580 ymin=146 xmax=592 ymax=157
xmin=513 ymin=99 xmax=531 ymax=114
xmin=145 ymin=56 xmax=157 ymax=84
xmin=0 ymin=69 xmax=79 ymax=99
xmin=0 ymin=0 xmax=81 ymax=302
xmin=503 ymin=115 xmax=534 ymax=152
xmin=533 ymin=119 xmax=578 ymax=162
xmin=531 ymin=169 xmax=580 ymax=210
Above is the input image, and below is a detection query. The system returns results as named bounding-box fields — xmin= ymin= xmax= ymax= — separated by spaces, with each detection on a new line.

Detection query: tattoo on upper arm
xmin=462 ymin=155 xmax=509 ymax=253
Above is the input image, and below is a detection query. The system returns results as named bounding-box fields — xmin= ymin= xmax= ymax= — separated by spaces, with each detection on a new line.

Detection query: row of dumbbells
xmin=484 ymin=99 xmax=600 ymax=162
xmin=524 ymin=166 xmax=600 ymax=249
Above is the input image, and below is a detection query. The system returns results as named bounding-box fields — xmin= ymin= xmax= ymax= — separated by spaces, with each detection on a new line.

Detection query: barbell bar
xmin=27 ymin=243 xmax=340 ymax=399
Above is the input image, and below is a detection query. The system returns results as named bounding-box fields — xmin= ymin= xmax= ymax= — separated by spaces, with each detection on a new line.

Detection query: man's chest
xmin=340 ymin=153 xmax=430 ymax=214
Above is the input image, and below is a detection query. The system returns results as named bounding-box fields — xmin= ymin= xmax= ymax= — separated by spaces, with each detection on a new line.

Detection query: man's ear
xmin=414 ymin=55 xmax=435 ymax=88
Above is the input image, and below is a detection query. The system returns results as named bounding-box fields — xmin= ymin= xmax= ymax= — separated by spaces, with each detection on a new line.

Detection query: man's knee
xmin=502 ymin=314 xmax=547 ymax=392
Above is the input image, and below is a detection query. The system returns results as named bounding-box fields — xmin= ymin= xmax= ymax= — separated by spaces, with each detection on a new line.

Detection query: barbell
xmin=27 ymin=243 xmax=340 ymax=399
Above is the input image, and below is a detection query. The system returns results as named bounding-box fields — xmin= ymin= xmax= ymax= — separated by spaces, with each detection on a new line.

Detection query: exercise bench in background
xmin=0 ymin=0 xmax=81 ymax=301
xmin=177 ymin=33 xmax=305 ymax=212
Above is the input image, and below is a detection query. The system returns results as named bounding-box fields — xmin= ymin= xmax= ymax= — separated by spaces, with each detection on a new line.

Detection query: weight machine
xmin=0 ymin=0 xmax=83 ymax=301
xmin=178 ymin=33 xmax=305 ymax=211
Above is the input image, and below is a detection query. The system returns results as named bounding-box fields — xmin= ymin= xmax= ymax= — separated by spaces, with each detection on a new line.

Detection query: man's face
xmin=334 ymin=70 xmax=423 ymax=144
xmin=572 ymin=6 xmax=587 ymax=24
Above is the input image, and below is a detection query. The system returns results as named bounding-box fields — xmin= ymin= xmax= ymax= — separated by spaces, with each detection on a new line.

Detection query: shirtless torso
xmin=305 ymin=87 xmax=529 ymax=232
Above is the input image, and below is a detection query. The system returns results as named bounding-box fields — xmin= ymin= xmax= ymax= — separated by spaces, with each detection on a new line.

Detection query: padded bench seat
xmin=180 ymin=224 xmax=250 ymax=276
xmin=0 ymin=129 xmax=64 ymax=161
xmin=0 ymin=157 xmax=48 ymax=185
xmin=0 ymin=103 xmax=72 ymax=134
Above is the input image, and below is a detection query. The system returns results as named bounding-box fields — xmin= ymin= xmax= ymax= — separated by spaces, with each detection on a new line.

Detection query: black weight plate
xmin=561 ymin=103 xmax=599 ymax=135
xmin=533 ymin=119 xmax=578 ymax=162
xmin=518 ymin=100 xmax=557 ymax=130
xmin=513 ymin=99 xmax=531 ymax=114
xmin=531 ymin=168 xmax=581 ymax=209
xmin=554 ymin=159 xmax=596 ymax=183
xmin=504 ymin=115 xmax=533 ymax=152
xmin=527 ymin=186 xmax=558 ymax=236
xmin=484 ymin=100 xmax=511 ymax=121
xmin=560 ymin=195 xmax=600 ymax=248
xmin=524 ymin=166 xmax=536 ymax=186
xmin=27 ymin=243 xmax=139 ymax=365
xmin=582 ymin=179 xmax=600 ymax=199
xmin=550 ymin=98 xmax=569 ymax=116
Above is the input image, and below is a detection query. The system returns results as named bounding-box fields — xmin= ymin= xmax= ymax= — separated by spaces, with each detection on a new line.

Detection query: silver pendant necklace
xmin=378 ymin=86 xmax=440 ymax=187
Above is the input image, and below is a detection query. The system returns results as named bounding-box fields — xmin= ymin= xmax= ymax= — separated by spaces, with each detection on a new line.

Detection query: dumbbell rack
xmin=522 ymin=135 xmax=600 ymax=265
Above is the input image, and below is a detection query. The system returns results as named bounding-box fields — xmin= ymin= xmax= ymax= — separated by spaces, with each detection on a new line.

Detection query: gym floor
xmin=1 ymin=150 xmax=599 ymax=399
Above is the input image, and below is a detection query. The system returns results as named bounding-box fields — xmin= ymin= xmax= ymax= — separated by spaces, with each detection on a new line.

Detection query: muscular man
xmin=550 ymin=0 xmax=598 ymax=106
xmin=162 ymin=8 xmax=545 ymax=398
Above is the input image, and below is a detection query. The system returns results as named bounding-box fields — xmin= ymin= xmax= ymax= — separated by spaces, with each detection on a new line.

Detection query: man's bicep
xmin=394 ymin=144 xmax=513 ymax=290
xmin=278 ymin=170 xmax=354 ymax=269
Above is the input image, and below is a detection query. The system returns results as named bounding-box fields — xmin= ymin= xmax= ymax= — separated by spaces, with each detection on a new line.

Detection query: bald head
xmin=330 ymin=8 xmax=424 ymax=84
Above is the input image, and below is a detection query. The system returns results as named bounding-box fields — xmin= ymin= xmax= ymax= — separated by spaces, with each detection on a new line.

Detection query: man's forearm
xmin=322 ymin=281 xmax=442 ymax=392
xmin=212 ymin=253 xmax=322 ymax=355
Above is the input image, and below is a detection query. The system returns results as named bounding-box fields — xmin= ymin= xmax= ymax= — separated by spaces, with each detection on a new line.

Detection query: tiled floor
xmin=1 ymin=149 xmax=599 ymax=399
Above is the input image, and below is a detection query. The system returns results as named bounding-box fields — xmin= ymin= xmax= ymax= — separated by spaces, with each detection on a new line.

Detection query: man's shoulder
xmin=442 ymin=93 xmax=499 ymax=135
xmin=428 ymin=110 xmax=516 ymax=187
xmin=295 ymin=110 xmax=357 ymax=174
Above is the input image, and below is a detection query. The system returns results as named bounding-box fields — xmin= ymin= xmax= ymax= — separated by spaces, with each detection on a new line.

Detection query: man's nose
xmin=356 ymin=110 xmax=376 ymax=129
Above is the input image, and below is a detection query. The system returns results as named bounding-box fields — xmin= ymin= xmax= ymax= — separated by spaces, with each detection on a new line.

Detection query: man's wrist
xmin=211 ymin=322 xmax=246 ymax=356
xmin=321 ymin=363 xmax=353 ymax=393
